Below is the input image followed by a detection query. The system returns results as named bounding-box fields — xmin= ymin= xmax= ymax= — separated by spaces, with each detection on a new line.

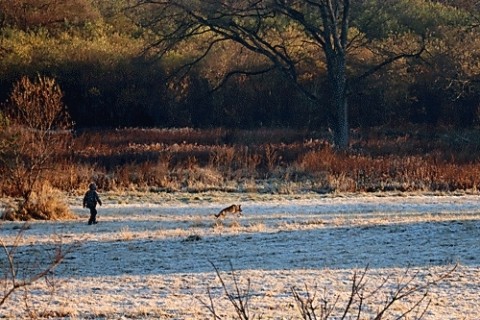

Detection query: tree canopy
xmin=0 ymin=0 xmax=478 ymax=140
xmin=128 ymin=0 xmax=471 ymax=147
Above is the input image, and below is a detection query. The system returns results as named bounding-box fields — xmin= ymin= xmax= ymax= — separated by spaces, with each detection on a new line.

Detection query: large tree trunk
xmin=320 ymin=0 xmax=350 ymax=150
xmin=327 ymin=54 xmax=349 ymax=149
xmin=333 ymin=92 xmax=349 ymax=149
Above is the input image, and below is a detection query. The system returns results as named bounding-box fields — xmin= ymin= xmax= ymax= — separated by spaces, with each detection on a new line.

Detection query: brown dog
xmin=215 ymin=204 xmax=242 ymax=219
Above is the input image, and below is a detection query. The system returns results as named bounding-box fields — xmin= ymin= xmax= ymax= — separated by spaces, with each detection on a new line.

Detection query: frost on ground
xmin=1 ymin=192 xmax=480 ymax=319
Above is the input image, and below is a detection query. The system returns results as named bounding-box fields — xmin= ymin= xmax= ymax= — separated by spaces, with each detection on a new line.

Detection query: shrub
xmin=2 ymin=183 xmax=75 ymax=221
xmin=0 ymin=75 xmax=73 ymax=220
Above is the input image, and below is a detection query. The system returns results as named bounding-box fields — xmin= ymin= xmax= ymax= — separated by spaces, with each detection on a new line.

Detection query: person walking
xmin=83 ymin=183 xmax=102 ymax=225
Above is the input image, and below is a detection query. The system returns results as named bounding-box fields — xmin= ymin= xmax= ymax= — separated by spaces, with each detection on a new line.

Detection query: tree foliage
xmin=0 ymin=0 xmax=479 ymax=135
xmin=0 ymin=0 xmax=101 ymax=31
xmin=128 ymin=0 xmax=469 ymax=147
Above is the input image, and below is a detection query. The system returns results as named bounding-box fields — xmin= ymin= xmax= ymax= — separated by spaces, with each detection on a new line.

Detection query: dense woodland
xmin=0 ymin=0 xmax=479 ymax=130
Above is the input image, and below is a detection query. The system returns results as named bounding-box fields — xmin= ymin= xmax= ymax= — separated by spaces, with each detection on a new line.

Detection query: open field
xmin=1 ymin=192 xmax=480 ymax=319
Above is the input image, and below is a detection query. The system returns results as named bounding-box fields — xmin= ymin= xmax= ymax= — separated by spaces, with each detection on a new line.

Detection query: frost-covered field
xmin=1 ymin=192 xmax=480 ymax=319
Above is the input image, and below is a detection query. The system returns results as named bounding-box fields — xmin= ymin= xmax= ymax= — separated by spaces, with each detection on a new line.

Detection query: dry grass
xmin=3 ymin=126 xmax=480 ymax=196
xmin=2 ymin=183 xmax=75 ymax=221
xmin=118 ymin=226 xmax=134 ymax=241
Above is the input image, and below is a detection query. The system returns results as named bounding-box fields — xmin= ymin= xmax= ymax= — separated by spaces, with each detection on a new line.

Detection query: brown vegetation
xmin=0 ymin=75 xmax=73 ymax=220
xmin=3 ymin=126 xmax=477 ymax=196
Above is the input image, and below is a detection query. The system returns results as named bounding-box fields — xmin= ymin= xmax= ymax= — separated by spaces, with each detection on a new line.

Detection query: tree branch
xmin=354 ymin=35 xmax=427 ymax=83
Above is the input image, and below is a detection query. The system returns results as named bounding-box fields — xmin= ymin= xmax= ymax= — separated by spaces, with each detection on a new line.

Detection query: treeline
xmin=0 ymin=0 xmax=479 ymax=130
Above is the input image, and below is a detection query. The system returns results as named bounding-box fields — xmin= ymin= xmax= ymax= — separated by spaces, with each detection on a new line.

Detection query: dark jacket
xmin=83 ymin=190 xmax=102 ymax=209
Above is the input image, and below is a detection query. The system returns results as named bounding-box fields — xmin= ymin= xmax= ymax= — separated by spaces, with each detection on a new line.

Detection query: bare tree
xmin=128 ymin=0 xmax=427 ymax=149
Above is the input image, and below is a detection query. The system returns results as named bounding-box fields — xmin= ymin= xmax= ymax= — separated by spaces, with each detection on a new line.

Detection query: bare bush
xmin=199 ymin=261 xmax=255 ymax=320
xmin=0 ymin=75 xmax=73 ymax=220
xmin=0 ymin=223 xmax=78 ymax=316
xmin=202 ymin=262 xmax=457 ymax=320
xmin=264 ymin=144 xmax=279 ymax=173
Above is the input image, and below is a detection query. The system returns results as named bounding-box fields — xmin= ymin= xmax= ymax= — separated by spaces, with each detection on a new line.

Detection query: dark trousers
xmin=88 ymin=206 xmax=97 ymax=225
